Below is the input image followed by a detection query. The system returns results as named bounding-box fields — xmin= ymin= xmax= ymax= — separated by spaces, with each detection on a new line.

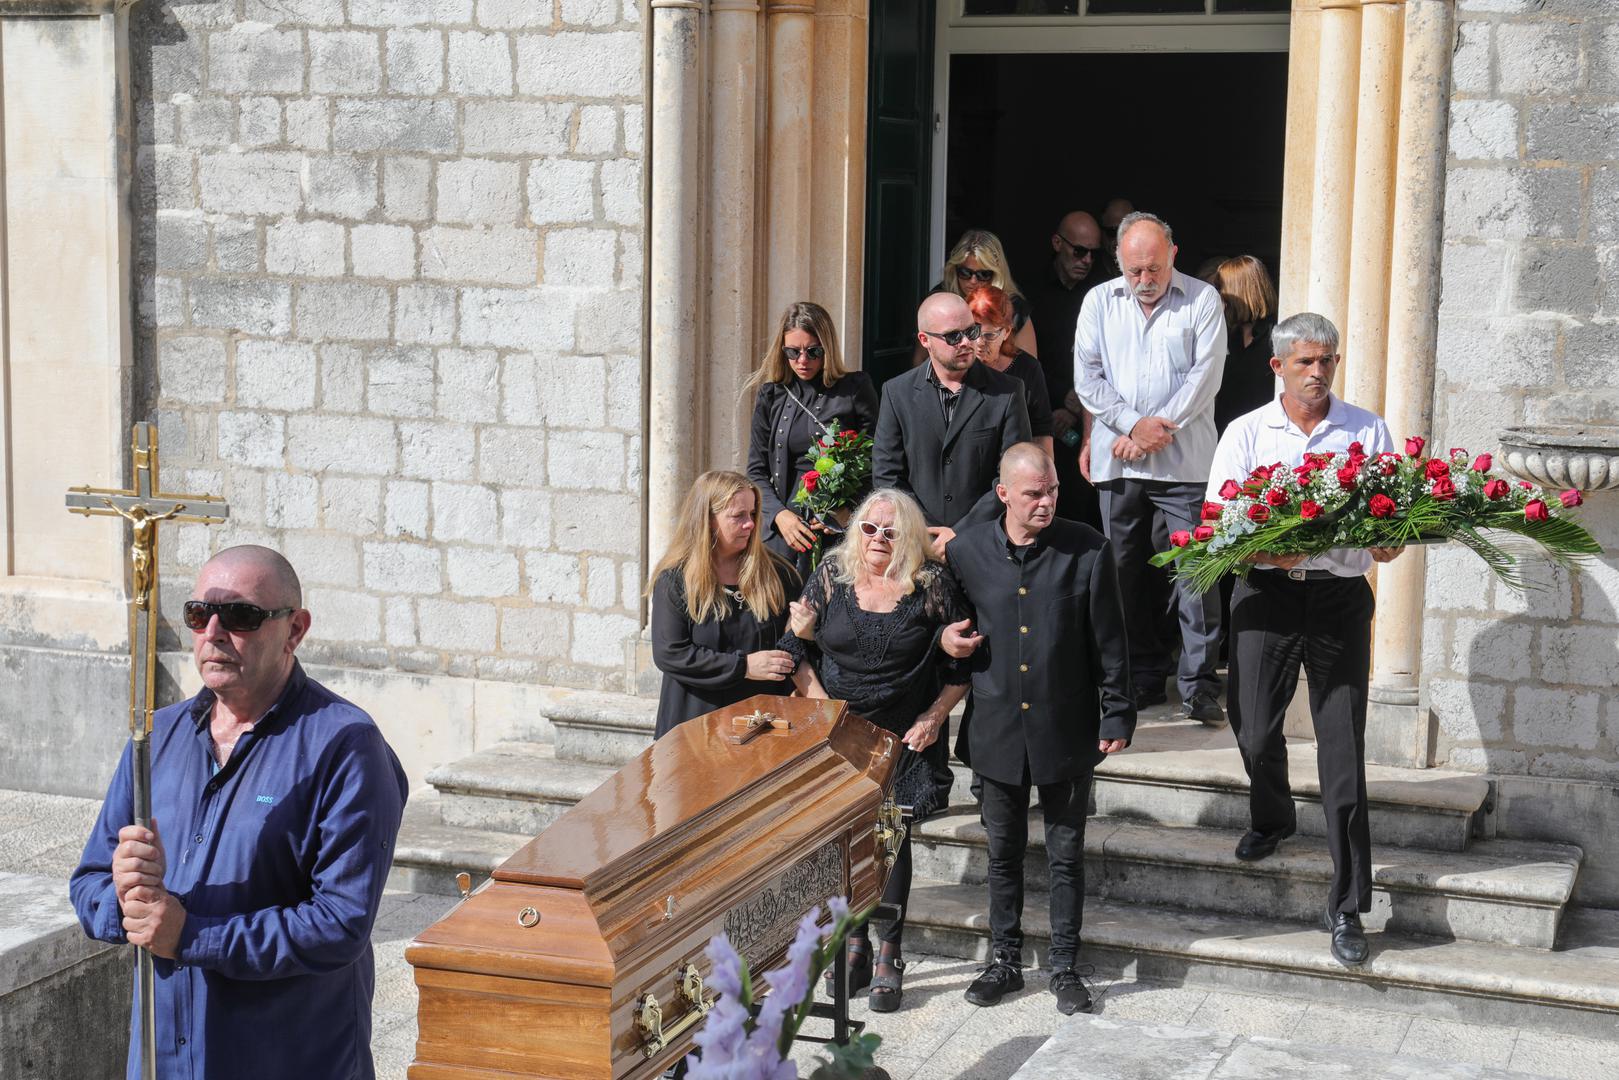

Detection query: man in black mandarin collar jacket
xmin=874 ymin=293 xmax=1031 ymax=554
xmin=945 ymin=443 xmax=1135 ymax=1015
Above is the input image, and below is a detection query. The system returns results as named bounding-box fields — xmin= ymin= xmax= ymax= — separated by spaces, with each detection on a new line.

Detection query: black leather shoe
xmin=1326 ymin=911 xmax=1369 ymax=966
xmin=1050 ymin=968 xmax=1093 ymax=1015
xmin=1135 ymin=687 xmax=1169 ymax=709
xmin=964 ymin=959 xmax=1024 ymax=1006
xmin=1234 ymin=824 xmax=1295 ymax=861
xmin=1185 ymin=691 xmax=1227 ymax=727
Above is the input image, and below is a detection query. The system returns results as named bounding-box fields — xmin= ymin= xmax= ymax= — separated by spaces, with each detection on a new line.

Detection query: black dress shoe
xmin=964 ymin=959 xmax=1024 ymax=1006
xmin=1135 ymin=687 xmax=1169 ymax=709
xmin=1326 ymin=911 xmax=1369 ymax=966
xmin=1185 ymin=690 xmax=1227 ymax=727
xmin=1234 ymin=824 xmax=1295 ymax=861
xmin=1050 ymin=968 xmax=1093 ymax=1015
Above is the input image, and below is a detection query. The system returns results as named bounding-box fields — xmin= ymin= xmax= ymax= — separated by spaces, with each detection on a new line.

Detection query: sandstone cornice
xmin=0 ymin=0 xmax=133 ymax=14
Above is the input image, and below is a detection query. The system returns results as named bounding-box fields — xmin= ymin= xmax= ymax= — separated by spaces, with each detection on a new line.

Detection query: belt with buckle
xmin=1263 ymin=567 xmax=1341 ymax=582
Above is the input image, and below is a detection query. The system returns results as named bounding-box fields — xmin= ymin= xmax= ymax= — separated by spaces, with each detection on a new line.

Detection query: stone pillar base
xmin=1366 ymin=686 xmax=1432 ymax=768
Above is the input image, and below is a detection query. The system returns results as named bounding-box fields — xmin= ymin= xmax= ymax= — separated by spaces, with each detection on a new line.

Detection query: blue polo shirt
xmin=70 ymin=661 xmax=408 ymax=1080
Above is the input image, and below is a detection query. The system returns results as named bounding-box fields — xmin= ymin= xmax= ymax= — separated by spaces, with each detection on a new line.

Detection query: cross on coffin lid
xmin=493 ymin=696 xmax=894 ymax=891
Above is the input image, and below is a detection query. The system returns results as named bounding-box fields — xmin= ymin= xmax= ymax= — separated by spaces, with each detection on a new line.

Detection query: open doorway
xmin=944 ymin=51 xmax=1290 ymax=304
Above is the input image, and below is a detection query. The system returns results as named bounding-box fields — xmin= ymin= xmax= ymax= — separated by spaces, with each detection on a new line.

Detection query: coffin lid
xmin=493 ymin=696 xmax=892 ymax=892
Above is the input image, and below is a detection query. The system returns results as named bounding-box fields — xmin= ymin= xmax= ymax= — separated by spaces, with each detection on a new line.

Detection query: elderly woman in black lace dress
xmin=780 ymin=487 xmax=976 ymax=1013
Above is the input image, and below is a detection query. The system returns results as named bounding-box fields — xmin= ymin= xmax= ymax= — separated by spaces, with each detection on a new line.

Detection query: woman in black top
xmin=1207 ymin=255 xmax=1279 ymax=435
xmin=781 ymin=488 xmax=971 ymax=1013
xmin=745 ymin=302 xmax=879 ymax=577
xmin=968 ymin=284 xmax=1054 ymax=458
xmin=649 ymin=470 xmax=800 ymax=738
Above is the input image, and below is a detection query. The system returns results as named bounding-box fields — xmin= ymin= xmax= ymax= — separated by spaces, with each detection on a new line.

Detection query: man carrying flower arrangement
xmin=1202 ymin=311 xmax=1403 ymax=968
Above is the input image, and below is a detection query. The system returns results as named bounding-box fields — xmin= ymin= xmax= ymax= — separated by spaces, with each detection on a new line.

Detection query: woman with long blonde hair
xmin=913 ymin=229 xmax=1039 ymax=364
xmin=649 ymin=471 xmax=800 ymax=737
xmin=778 ymin=488 xmax=972 ymax=1012
xmin=744 ymin=301 xmax=879 ymax=576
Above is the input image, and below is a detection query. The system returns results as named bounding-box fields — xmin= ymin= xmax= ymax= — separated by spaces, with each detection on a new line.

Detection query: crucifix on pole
xmin=65 ymin=421 xmax=229 ymax=1080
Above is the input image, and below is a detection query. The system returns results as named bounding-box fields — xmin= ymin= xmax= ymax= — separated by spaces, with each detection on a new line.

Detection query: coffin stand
xmin=406 ymin=696 xmax=904 ymax=1079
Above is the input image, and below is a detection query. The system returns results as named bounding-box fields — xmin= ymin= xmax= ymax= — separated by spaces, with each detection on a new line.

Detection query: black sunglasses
xmin=955 ymin=266 xmax=996 ymax=284
xmin=784 ymin=345 xmax=826 ymax=361
xmin=1057 ymin=236 xmax=1101 ymax=257
xmin=921 ymin=323 xmax=982 ymax=347
xmin=183 ymin=600 xmax=295 ymax=633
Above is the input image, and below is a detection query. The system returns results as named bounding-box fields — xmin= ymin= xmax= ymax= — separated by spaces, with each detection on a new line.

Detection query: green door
xmin=861 ymin=0 xmax=935 ymax=389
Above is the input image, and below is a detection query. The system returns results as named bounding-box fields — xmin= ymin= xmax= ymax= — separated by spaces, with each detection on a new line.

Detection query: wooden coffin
xmin=405 ymin=696 xmax=904 ymax=1080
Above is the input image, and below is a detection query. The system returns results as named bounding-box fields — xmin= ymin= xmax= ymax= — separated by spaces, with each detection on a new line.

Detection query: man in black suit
xmin=874 ymin=292 xmax=1031 ymax=559
xmin=944 ymin=442 xmax=1135 ymax=1015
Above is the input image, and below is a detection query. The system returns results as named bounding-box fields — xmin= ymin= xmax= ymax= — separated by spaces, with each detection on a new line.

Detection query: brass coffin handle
xmin=636 ymin=963 xmax=715 ymax=1059
xmin=873 ymin=798 xmax=907 ymax=868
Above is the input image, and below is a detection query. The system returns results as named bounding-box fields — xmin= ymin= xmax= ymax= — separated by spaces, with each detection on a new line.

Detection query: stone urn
xmin=1497 ymin=425 xmax=1619 ymax=492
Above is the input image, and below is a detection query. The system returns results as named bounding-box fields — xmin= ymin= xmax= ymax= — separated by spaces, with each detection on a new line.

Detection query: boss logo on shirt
xmin=256 ymin=794 xmax=278 ymax=805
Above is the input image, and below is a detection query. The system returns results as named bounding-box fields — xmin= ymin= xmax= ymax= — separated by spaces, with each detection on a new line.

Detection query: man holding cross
xmin=71 ymin=545 xmax=408 ymax=1080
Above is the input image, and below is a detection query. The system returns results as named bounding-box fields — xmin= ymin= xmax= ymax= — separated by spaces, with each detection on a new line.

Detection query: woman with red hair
xmin=967 ymin=285 xmax=1054 ymax=458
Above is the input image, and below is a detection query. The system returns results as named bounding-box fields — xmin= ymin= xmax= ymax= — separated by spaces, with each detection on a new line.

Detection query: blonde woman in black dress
xmin=649 ymin=471 xmax=800 ymax=738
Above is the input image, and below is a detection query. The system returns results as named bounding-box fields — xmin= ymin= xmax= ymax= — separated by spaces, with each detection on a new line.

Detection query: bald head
xmin=918 ymin=291 xmax=970 ymax=332
xmin=201 ymin=545 xmax=302 ymax=608
xmin=999 ymin=442 xmax=1054 ymax=486
xmin=997 ymin=443 xmax=1058 ymax=537
xmin=1052 ymin=211 xmax=1102 ymax=287
xmin=1056 ymin=211 xmax=1101 ymax=241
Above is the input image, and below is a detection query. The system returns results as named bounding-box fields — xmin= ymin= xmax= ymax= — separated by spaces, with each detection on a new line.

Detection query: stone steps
xmin=911 ymin=811 xmax=1579 ymax=948
xmin=404 ymin=740 xmax=1573 ymax=949
xmin=904 ymin=883 xmax=1619 ymax=1041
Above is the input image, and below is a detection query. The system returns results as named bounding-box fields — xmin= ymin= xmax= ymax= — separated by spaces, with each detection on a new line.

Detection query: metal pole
xmin=132 ymin=731 xmax=157 ymax=1080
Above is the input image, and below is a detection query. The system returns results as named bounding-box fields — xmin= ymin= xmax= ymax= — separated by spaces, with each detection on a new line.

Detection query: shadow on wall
xmin=1461 ymin=489 xmax=1619 ymax=909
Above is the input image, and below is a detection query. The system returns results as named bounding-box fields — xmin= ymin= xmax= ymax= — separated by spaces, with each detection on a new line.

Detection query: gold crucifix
xmin=65 ymin=421 xmax=229 ymax=1080
xmin=729 ymin=708 xmax=792 ymax=745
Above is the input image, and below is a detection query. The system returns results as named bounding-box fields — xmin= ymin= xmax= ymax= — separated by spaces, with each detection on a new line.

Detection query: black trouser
xmin=979 ymin=767 xmax=1093 ymax=969
xmin=1228 ymin=571 xmax=1375 ymax=915
xmin=855 ymin=834 xmax=913 ymax=947
xmin=1097 ymin=479 xmax=1221 ymax=700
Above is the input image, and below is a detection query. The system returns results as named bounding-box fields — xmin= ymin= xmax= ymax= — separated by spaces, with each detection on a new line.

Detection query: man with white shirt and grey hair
xmin=1204 ymin=311 xmax=1404 ymax=968
xmin=1074 ymin=211 xmax=1227 ymax=725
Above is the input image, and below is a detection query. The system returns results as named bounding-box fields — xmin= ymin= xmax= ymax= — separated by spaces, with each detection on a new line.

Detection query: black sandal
xmin=868 ymin=949 xmax=905 ymax=1013
xmin=824 ymin=936 xmax=873 ymax=996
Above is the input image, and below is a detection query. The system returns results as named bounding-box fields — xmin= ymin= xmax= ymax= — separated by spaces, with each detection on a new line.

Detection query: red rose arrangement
xmin=1151 ymin=438 xmax=1600 ymax=592
xmin=790 ymin=421 xmax=874 ymax=567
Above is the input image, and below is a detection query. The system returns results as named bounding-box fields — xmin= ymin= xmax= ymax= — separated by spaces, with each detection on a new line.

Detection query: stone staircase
xmin=390 ymin=691 xmax=1619 ymax=1039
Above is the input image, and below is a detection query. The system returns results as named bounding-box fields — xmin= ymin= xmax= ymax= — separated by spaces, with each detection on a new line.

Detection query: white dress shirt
xmin=1073 ymin=269 xmax=1227 ymax=484
xmin=1205 ymin=393 xmax=1395 ymax=577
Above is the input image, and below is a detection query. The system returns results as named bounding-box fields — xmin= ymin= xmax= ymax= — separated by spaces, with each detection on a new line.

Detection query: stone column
xmin=704 ymin=0 xmax=760 ymax=471
xmin=646 ymin=0 xmax=706 ymax=572
xmin=1366 ymin=0 xmax=1454 ymax=768
xmin=1307 ymin=0 xmax=1361 ymax=393
xmin=765 ymin=2 xmax=815 ymax=326
xmin=1342 ymin=0 xmax=1403 ymax=413
xmin=809 ymin=0 xmax=868 ymax=365
xmin=1277 ymin=0 xmax=1322 ymax=317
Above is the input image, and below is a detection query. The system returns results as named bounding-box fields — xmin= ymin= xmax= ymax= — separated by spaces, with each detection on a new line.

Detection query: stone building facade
xmin=0 ymin=0 xmax=1616 ymax=892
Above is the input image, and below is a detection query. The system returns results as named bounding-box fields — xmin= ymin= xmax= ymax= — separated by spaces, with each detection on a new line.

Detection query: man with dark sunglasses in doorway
xmin=1026 ymin=210 xmax=1108 ymax=531
xmin=72 ymin=544 xmax=408 ymax=1080
xmin=874 ymin=291 xmax=1031 ymax=562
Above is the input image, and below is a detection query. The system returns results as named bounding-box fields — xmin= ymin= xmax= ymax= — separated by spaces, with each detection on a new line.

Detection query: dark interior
xmin=944 ymin=50 xmax=1290 ymax=293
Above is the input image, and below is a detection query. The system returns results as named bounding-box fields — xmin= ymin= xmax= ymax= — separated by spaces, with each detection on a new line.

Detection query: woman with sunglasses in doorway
xmin=648 ymin=471 xmax=801 ymax=738
xmin=779 ymin=488 xmax=974 ymax=1013
xmin=744 ymin=302 xmax=879 ymax=577
xmin=966 ymin=284 xmax=1055 ymax=460
xmin=913 ymin=228 xmax=1038 ymax=366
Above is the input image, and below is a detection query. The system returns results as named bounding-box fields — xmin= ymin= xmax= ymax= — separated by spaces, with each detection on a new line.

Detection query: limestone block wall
xmin=1427 ymin=0 xmax=1619 ymax=901
xmin=130 ymin=0 xmax=646 ymax=697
